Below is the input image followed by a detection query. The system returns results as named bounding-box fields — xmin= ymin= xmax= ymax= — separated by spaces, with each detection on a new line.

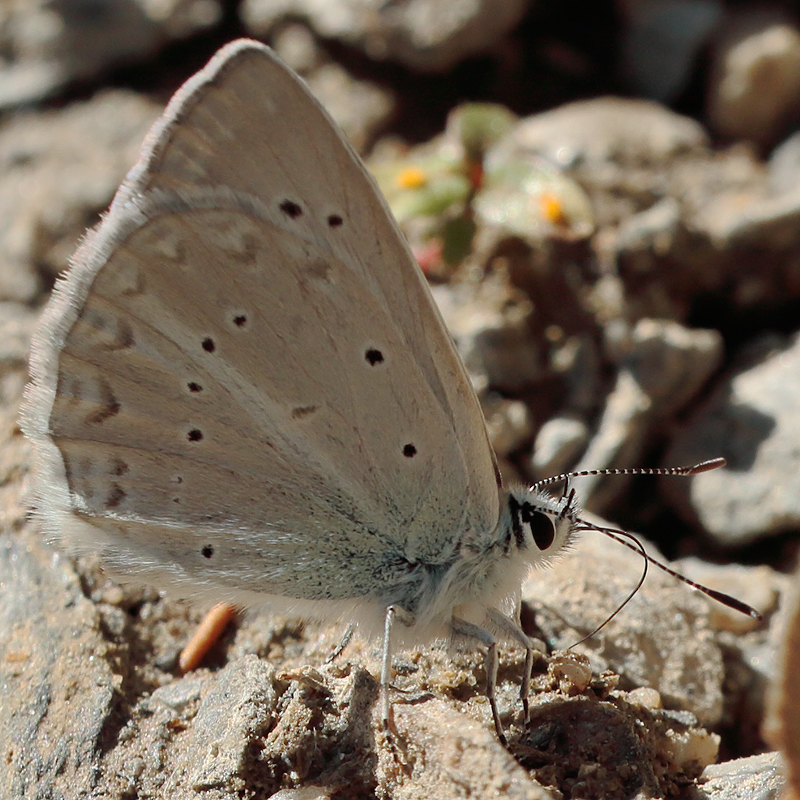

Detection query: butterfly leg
xmin=325 ymin=623 xmax=354 ymax=664
xmin=522 ymin=646 xmax=534 ymax=724
xmin=485 ymin=608 xmax=537 ymax=727
xmin=381 ymin=605 xmax=414 ymax=735
xmin=381 ymin=606 xmax=396 ymax=733
xmin=450 ymin=617 xmax=505 ymax=746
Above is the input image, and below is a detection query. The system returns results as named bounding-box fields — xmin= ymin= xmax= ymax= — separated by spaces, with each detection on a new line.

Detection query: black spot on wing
xmin=111 ymin=459 xmax=129 ymax=476
xmin=85 ymin=379 xmax=120 ymax=426
xmin=105 ymin=484 xmax=125 ymax=509
xmin=292 ymin=405 xmax=319 ymax=420
xmin=280 ymin=200 xmax=302 ymax=218
xmin=365 ymin=349 xmax=384 ymax=365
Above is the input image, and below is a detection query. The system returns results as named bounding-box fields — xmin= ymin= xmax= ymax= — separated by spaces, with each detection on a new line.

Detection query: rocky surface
xmin=1 ymin=3 xmax=798 ymax=799
xmin=240 ymin=0 xmax=532 ymax=71
xmin=0 ymin=0 xmax=222 ymax=108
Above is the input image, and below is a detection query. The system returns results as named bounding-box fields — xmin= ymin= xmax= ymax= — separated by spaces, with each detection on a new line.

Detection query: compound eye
xmin=529 ymin=513 xmax=556 ymax=550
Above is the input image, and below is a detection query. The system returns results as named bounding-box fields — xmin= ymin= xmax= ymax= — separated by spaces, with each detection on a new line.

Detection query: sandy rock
xmin=768 ymin=129 xmax=800 ymax=194
xmin=481 ymin=395 xmax=534 ymax=459
xmin=531 ymin=415 xmax=590 ymax=479
xmin=169 ymin=656 xmax=277 ymax=793
xmin=0 ymin=530 xmax=118 ymax=798
xmin=572 ymin=319 xmax=723 ymax=511
xmin=432 ymin=271 xmax=543 ymax=393
xmin=696 ymin=751 xmax=786 ymax=799
xmin=501 ymin=97 xmax=710 ymax=170
xmin=665 ymin=331 xmax=800 ymax=545
xmin=708 ymin=8 xmax=800 ymax=146
xmin=0 ymin=0 xmax=221 ymax=108
xmin=381 ymin=700 xmax=555 ymax=799
xmin=0 ymin=90 xmax=160 ymax=302
xmin=0 ymin=303 xmax=39 ymax=367
xmin=764 ymin=557 xmax=800 ymax=799
xmin=241 ymin=0 xmax=531 ymax=71
xmin=522 ymin=531 xmax=726 ymax=727
xmin=520 ymin=690 xmax=719 ymax=797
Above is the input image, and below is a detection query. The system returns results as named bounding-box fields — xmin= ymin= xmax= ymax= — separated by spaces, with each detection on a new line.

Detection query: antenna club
xmin=689 ymin=457 xmax=727 ymax=474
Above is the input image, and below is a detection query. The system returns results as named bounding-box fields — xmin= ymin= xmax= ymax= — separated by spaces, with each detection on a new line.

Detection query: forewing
xmin=22 ymin=40 xmax=500 ymax=604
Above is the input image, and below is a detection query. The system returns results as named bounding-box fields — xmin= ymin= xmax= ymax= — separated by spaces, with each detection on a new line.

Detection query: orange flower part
xmin=396 ymin=166 xmax=428 ymax=189
xmin=541 ymin=190 xmax=568 ymax=226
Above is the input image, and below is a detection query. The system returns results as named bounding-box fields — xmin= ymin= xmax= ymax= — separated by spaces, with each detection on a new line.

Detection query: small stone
xmin=147 ymin=676 xmax=207 ymax=713
xmin=663 ymin=727 xmax=720 ymax=770
xmin=709 ymin=8 xmax=800 ymax=145
xmin=550 ymin=652 xmax=592 ymax=693
xmin=502 ymin=97 xmax=708 ymax=169
xmin=697 ymin=752 xmax=785 ymax=799
xmin=531 ymin=415 xmax=589 ymax=479
xmin=627 ymin=686 xmax=663 ymax=710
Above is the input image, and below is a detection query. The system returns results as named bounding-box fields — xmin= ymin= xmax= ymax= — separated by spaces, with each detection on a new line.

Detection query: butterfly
xmin=21 ymin=40 xmax=759 ymax=748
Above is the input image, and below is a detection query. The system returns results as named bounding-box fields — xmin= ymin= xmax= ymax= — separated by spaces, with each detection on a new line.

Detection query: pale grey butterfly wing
xmin=22 ymin=40 xmax=500 ymax=613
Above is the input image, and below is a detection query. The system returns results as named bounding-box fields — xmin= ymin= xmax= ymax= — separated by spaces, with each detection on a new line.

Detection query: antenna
xmin=531 ymin=457 xmax=726 ymax=493
xmin=534 ymin=458 xmax=763 ymax=646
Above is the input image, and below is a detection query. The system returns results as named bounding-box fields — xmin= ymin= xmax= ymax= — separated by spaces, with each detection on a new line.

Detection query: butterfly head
xmin=500 ymin=459 xmax=762 ymax=627
xmin=502 ymin=483 xmax=580 ymax=570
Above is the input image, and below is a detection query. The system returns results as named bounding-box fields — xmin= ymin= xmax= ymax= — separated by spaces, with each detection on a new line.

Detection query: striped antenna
xmin=535 ymin=458 xmax=762 ymax=646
